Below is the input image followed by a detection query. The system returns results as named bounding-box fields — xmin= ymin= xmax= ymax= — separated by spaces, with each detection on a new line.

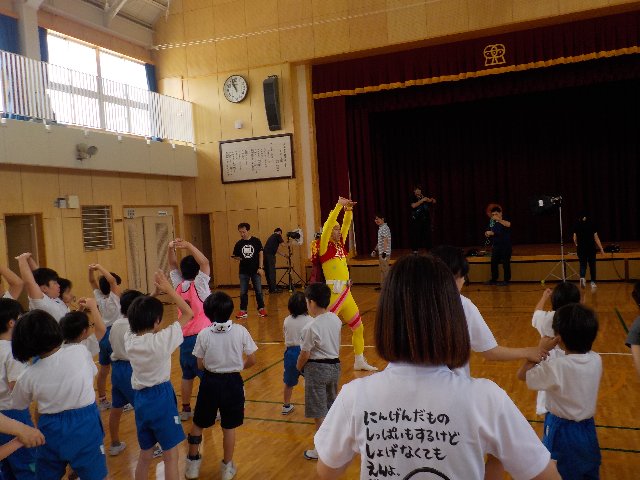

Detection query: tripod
xmin=543 ymin=202 xmax=579 ymax=283
xmin=277 ymin=245 xmax=305 ymax=292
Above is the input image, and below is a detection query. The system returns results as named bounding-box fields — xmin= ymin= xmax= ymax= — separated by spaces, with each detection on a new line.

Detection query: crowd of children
xmin=0 ymin=238 xmax=637 ymax=479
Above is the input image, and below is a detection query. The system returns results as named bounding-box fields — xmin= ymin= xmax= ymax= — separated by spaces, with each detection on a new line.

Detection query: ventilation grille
xmin=81 ymin=206 xmax=114 ymax=251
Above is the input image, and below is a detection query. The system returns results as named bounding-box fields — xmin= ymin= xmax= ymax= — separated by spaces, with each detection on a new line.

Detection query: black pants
xmin=491 ymin=245 xmax=512 ymax=282
xmin=409 ymin=218 xmax=432 ymax=251
xmin=578 ymin=252 xmax=597 ymax=281
xmin=264 ymin=253 xmax=278 ymax=291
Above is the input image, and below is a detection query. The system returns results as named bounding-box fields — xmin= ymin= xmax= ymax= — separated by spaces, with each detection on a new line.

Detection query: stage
xmin=305 ymin=242 xmax=640 ymax=285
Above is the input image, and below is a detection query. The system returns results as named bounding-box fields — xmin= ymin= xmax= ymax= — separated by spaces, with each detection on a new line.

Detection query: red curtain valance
xmin=312 ymin=10 xmax=640 ymax=98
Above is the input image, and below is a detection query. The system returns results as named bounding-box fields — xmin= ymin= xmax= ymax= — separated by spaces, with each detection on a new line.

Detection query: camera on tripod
xmin=286 ymin=230 xmax=301 ymax=240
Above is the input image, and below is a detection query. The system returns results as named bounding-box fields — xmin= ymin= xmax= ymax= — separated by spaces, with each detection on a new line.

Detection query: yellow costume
xmin=319 ymin=203 xmax=366 ymax=357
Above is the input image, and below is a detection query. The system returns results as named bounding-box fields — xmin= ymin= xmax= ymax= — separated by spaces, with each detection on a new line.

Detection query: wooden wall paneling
xmin=0 ymin=166 xmax=24 ymax=214
xmin=120 ymin=174 xmax=148 ymax=205
xmin=58 ymin=171 xmax=94 ymax=219
xmin=185 ymin=76 xmax=222 ymax=145
xmin=211 ymin=210 xmax=232 ymax=286
xmin=224 ymin=182 xmax=259 ymax=213
xmin=20 ymin=167 xmax=61 ymax=219
xmin=91 ymin=172 xmax=124 ymax=219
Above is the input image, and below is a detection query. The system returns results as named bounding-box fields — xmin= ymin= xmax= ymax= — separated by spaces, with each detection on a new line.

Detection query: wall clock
xmin=223 ymin=75 xmax=248 ymax=103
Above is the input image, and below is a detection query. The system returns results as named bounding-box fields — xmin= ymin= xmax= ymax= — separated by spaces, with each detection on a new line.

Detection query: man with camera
xmin=371 ymin=214 xmax=391 ymax=291
xmin=263 ymin=228 xmax=289 ymax=294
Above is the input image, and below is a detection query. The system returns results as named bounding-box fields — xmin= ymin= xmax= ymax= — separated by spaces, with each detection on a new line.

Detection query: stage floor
xmin=329 ymin=241 xmax=640 ymax=284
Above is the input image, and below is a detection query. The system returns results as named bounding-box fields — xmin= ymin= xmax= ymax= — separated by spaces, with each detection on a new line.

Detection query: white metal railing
xmin=0 ymin=49 xmax=194 ymax=145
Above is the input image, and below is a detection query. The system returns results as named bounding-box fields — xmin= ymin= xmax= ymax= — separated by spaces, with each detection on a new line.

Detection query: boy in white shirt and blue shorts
xmin=519 ymin=303 xmax=602 ymax=480
xmin=184 ymin=291 xmax=257 ymax=480
xmin=124 ymin=271 xmax=194 ymax=480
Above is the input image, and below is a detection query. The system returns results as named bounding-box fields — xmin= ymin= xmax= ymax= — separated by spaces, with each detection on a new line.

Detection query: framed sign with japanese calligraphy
xmin=219 ymin=133 xmax=294 ymax=184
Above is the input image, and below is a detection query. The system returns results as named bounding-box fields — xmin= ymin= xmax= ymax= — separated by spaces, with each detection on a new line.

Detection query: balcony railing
xmin=0 ymin=49 xmax=194 ymax=145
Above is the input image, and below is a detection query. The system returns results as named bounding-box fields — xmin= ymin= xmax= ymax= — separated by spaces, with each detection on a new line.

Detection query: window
xmin=81 ymin=206 xmax=114 ymax=251
xmin=46 ymin=32 xmax=150 ymax=133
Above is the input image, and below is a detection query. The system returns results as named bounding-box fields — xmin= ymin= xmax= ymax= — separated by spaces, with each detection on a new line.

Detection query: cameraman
xmin=264 ymin=228 xmax=289 ymax=293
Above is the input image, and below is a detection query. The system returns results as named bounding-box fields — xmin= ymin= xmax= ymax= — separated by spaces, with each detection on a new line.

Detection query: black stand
xmin=543 ymin=203 xmax=579 ymax=283
xmin=277 ymin=245 xmax=305 ymax=292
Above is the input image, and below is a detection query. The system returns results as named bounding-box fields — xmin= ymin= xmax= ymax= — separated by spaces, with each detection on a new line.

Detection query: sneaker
xmin=591 ymin=281 xmax=597 ymax=289
xmin=152 ymin=445 xmax=163 ymax=458
xmin=221 ymin=460 xmax=237 ymax=480
xmin=97 ymin=398 xmax=112 ymax=411
xmin=354 ymin=355 xmax=378 ymax=371
xmin=304 ymin=449 xmax=319 ymax=460
xmin=580 ymin=277 xmax=586 ymax=288
xmin=235 ymin=310 xmax=248 ymax=319
xmin=483 ymin=280 xmax=497 ymax=285
xmin=109 ymin=441 xmax=126 ymax=456
xmin=496 ymin=281 xmax=509 ymax=286
xmin=281 ymin=404 xmax=295 ymax=415
xmin=185 ymin=457 xmax=202 ymax=479
xmin=179 ymin=409 xmax=193 ymax=422
xmin=258 ymin=308 xmax=268 ymax=317
xmin=122 ymin=403 xmax=134 ymax=412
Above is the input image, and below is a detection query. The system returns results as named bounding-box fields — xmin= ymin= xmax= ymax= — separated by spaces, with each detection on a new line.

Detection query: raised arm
xmin=79 ymin=297 xmax=106 ymax=342
xmin=177 ymin=240 xmax=210 ymax=276
xmin=91 ymin=264 xmax=121 ymax=297
xmin=341 ymin=206 xmax=353 ymax=241
xmin=320 ymin=203 xmax=343 ymax=255
xmin=15 ymin=253 xmax=43 ymax=300
xmin=154 ymin=270 xmax=193 ymax=327
xmin=88 ymin=265 xmax=99 ymax=290
xmin=168 ymin=239 xmax=179 ymax=271
xmin=534 ymin=288 xmax=552 ymax=312
xmin=0 ymin=265 xmax=24 ymax=300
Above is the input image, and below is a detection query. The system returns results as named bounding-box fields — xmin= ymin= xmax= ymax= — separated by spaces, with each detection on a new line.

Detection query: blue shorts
xmin=283 ymin=346 xmax=302 ymax=387
xmin=133 ymin=381 xmax=185 ymax=451
xmin=543 ymin=412 xmax=601 ymax=480
xmin=37 ymin=403 xmax=107 ymax=480
xmin=179 ymin=334 xmax=203 ymax=381
xmin=111 ymin=360 xmax=135 ymax=409
xmin=0 ymin=409 xmax=36 ymax=480
xmin=98 ymin=327 xmax=112 ymax=366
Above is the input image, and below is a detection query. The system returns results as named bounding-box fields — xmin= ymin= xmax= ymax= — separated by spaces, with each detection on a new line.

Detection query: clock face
xmin=223 ymin=75 xmax=248 ymax=103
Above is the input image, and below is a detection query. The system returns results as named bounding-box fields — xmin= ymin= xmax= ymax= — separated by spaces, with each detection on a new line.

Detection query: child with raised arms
xmin=0 ymin=265 xmax=23 ymax=300
xmin=281 ymin=292 xmax=312 ymax=415
xmin=11 ymin=310 xmax=108 ymax=480
xmin=15 ymin=253 xmax=68 ymax=321
xmin=125 ymin=271 xmax=193 ymax=480
xmin=184 ymin=291 xmax=257 ymax=480
xmin=89 ymin=264 xmax=122 ymax=412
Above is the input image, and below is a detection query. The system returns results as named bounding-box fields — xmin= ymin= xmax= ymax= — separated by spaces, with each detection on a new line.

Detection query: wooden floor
xmin=93 ymin=280 xmax=640 ymax=479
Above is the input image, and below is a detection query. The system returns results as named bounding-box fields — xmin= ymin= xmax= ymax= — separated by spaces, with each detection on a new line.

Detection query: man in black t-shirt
xmin=232 ymin=223 xmax=267 ymax=318
xmin=263 ymin=228 xmax=287 ymax=293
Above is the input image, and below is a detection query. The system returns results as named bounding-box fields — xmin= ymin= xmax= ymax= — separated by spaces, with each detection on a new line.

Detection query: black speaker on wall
xmin=263 ymin=75 xmax=281 ymax=131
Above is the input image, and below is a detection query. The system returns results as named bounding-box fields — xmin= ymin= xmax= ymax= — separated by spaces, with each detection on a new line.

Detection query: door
xmin=5 ymin=214 xmax=44 ymax=307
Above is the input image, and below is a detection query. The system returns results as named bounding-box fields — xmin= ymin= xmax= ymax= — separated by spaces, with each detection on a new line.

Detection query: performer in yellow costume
xmin=319 ymin=196 xmax=377 ymax=371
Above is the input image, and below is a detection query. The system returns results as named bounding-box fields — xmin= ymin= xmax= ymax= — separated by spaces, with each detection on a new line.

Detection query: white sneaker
xmin=353 ymin=354 xmax=378 ymax=371
xmin=304 ymin=449 xmax=319 ymax=460
xmin=179 ymin=410 xmax=193 ymax=422
xmin=97 ymin=398 xmax=112 ymax=411
xmin=122 ymin=403 xmax=134 ymax=412
xmin=580 ymin=277 xmax=586 ymax=288
xmin=281 ymin=404 xmax=295 ymax=415
xmin=221 ymin=460 xmax=237 ymax=480
xmin=591 ymin=281 xmax=597 ymax=289
xmin=108 ymin=441 xmax=126 ymax=456
xmin=185 ymin=457 xmax=202 ymax=479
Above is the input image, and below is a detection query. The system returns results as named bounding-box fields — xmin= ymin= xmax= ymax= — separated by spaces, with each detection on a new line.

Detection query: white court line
xmin=598 ymin=352 xmax=632 ymax=356
xmin=257 ymin=342 xmax=375 ymax=348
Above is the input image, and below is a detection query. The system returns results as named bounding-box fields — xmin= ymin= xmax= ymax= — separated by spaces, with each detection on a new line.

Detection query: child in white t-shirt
xmin=531 ymin=282 xmax=581 ymax=415
xmin=124 ymin=270 xmax=193 ymax=480
xmin=281 ymin=292 xmax=312 ymax=415
xmin=519 ymin=303 xmax=602 ymax=480
xmin=15 ymin=253 xmax=68 ymax=321
xmin=0 ymin=298 xmax=37 ymax=479
xmin=89 ymin=264 xmax=122 ymax=411
xmin=184 ymin=291 xmax=257 ymax=480
xmin=11 ymin=310 xmax=107 ymax=479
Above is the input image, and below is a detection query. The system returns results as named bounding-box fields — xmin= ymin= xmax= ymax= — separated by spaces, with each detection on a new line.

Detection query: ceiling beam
xmin=104 ymin=0 xmax=129 ymax=25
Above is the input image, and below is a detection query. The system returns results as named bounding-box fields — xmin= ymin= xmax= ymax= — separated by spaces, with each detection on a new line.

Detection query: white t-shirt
xmin=79 ymin=334 xmax=100 ymax=357
xmin=2 ymin=291 xmax=13 ymax=299
xmin=12 ymin=344 xmax=97 ymax=414
xmin=93 ymin=289 xmax=121 ymax=328
xmin=526 ymin=350 xmax=602 ymax=421
xmin=110 ymin=317 xmax=130 ymax=362
xmin=28 ymin=295 xmax=69 ymax=321
xmin=283 ymin=314 xmax=313 ymax=347
xmin=300 ymin=312 xmax=342 ymax=360
xmin=315 ymin=363 xmax=551 ymax=480
xmin=193 ymin=322 xmax=258 ymax=373
xmin=170 ymin=270 xmax=211 ymax=301
xmin=531 ymin=309 xmax=565 ymax=415
xmin=454 ymin=295 xmax=498 ymax=376
xmin=0 ymin=339 xmax=26 ymax=410
xmin=125 ymin=322 xmax=183 ymax=390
